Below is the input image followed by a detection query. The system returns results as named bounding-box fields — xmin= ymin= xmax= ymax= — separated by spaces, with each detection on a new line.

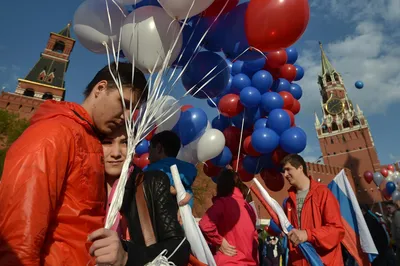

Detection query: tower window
xmin=342 ymin=135 xmax=346 ymax=142
xmin=53 ymin=41 xmax=65 ymax=53
xmin=334 ymin=73 xmax=340 ymax=82
xmin=330 ymin=138 xmax=334 ymax=144
xmin=343 ymin=120 xmax=350 ymax=128
xmin=353 ymin=117 xmax=360 ymax=125
xmin=331 ymin=122 xmax=338 ymax=131
xmin=326 ymin=74 xmax=332 ymax=82
xmin=42 ymin=92 xmax=53 ymax=100
xmin=346 ymin=149 xmax=349 ymax=152
xmin=23 ymin=88 xmax=35 ymax=97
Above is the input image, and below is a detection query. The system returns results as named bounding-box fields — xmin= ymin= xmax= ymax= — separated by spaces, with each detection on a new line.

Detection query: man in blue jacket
xmin=146 ymin=130 xmax=197 ymax=207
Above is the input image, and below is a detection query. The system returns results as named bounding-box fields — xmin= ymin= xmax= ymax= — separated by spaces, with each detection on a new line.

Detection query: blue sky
xmin=0 ymin=0 xmax=399 ymax=165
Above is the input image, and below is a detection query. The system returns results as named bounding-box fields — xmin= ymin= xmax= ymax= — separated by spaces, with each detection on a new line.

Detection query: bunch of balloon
xmin=364 ymin=164 xmax=400 ymax=201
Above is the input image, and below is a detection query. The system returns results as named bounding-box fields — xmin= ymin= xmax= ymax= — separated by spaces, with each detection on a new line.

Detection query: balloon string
xmin=236 ymin=112 xmax=245 ymax=172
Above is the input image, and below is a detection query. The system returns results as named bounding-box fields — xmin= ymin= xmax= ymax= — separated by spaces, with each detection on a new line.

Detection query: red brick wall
xmin=0 ymin=91 xmax=43 ymax=120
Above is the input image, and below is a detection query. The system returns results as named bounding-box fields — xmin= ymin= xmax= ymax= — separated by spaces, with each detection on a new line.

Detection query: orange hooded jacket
xmin=0 ymin=101 xmax=106 ymax=266
xmin=285 ymin=178 xmax=345 ymax=266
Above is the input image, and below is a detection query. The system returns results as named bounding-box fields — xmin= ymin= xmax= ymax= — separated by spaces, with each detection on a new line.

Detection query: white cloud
xmin=389 ymin=153 xmax=400 ymax=162
xmin=297 ymin=19 xmax=400 ymax=115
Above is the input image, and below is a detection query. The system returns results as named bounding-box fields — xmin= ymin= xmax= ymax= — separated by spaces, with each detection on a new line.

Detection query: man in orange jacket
xmin=281 ymin=154 xmax=345 ymax=266
xmin=0 ymin=62 xmax=147 ymax=266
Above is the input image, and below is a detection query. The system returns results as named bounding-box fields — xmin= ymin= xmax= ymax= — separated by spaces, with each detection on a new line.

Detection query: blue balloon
xmin=251 ymin=128 xmax=280 ymax=154
xmin=212 ymin=115 xmax=231 ymax=131
xmin=289 ymin=83 xmax=303 ymax=100
xmin=226 ymin=59 xmax=233 ymax=72
xmin=231 ymin=73 xmax=251 ymax=94
xmin=242 ymin=57 xmax=266 ymax=77
xmin=197 ymin=16 xmax=227 ymax=52
xmin=386 ymin=181 xmax=396 ymax=195
xmin=207 ymin=97 xmax=219 ymax=108
xmin=135 ymin=139 xmax=149 ymax=155
xmin=272 ymin=78 xmax=291 ymax=92
xmin=220 ymin=75 xmax=233 ymax=95
xmin=355 ymin=81 xmax=364 ymax=89
xmin=267 ymin=109 xmax=291 ymax=135
xmin=254 ymin=118 xmax=268 ymax=130
xmin=173 ymin=24 xmax=202 ymax=67
xmin=178 ymin=108 xmax=208 ymax=145
xmin=219 ymin=3 xmax=262 ymax=60
xmin=269 ymin=219 xmax=283 ymax=234
xmin=286 ymin=47 xmax=298 ymax=64
xmin=243 ymin=156 xmax=263 ymax=174
xmin=260 ymin=92 xmax=284 ymax=113
xmin=232 ymin=109 xmax=261 ymax=129
xmin=182 ymin=52 xmax=230 ymax=99
xmin=294 ymin=64 xmax=304 ymax=81
xmin=132 ymin=0 xmax=161 ymax=8
xmin=240 ymin=86 xmax=261 ymax=108
xmin=279 ymin=127 xmax=307 ymax=154
xmin=211 ymin=146 xmax=233 ymax=167
xmin=252 ymin=70 xmax=273 ymax=94
xmin=232 ymin=61 xmax=244 ymax=75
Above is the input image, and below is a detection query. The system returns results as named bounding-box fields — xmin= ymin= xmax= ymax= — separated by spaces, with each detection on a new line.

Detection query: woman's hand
xmin=218 ymin=238 xmax=237 ymax=257
xmin=88 ymin=228 xmax=128 ymax=266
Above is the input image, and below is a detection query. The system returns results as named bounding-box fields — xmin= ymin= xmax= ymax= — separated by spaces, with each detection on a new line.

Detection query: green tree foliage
xmin=0 ymin=110 xmax=29 ymax=177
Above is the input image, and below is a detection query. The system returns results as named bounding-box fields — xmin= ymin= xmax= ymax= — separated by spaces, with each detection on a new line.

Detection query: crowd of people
xmin=0 ymin=62 xmax=399 ymax=265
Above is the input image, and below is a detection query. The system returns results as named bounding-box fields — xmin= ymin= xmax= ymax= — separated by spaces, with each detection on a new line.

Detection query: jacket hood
xmin=31 ymin=100 xmax=95 ymax=133
xmin=146 ymin=157 xmax=197 ymax=186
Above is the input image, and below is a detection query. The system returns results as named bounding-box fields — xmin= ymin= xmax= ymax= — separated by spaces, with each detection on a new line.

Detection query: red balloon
xmin=230 ymin=154 xmax=245 ymax=170
xmin=218 ymin=94 xmax=244 ymax=117
xmin=387 ymin=165 xmax=395 ymax=171
xmin=145 ymin=126 xmax=157 ymax=140
xmin=133 ymin=109 xmax=140 ymax=121
xmin=290 ymin=99 xmax=301 ymax=115
xmin=279 ymin=64 xmax=297 ymax=83
xmin=133 ymin=155 xmax=141 ymax=166
xmin=202 ymin=0 xmax=239 ymax=17
xmin=261 ymin=168 xmax=285 ymax=192
xmin=278 ymin=91 xmax=294 ymax=110
xmin=138 ymin=153 xmax=150 ymax=169
xmin=265 ymin=225 xmax=280 ymax=237
xmin=284 ymin=110 xmax=295 ymax=126
xmin=223 ymin=126 xmax=242 ymax=155
xmin=364 ymin=171 xmax=374 ymax=184
xmin=271 ymin=147 xmax=288 ymax=166
xmin=266 ymin=50 xmax=287 ymax=68
xmin=382 ymin=188 xmax=392 ymax=200
xmin=203 ymin=160 xmax=222 ymax=177
xmin=245 ymin=0 xmax=310 ymax=52
xmin=381 ymin=168 xmax=389 ymax=177
xmin=243 ymin=128 xmax=253 ymax=140
xmin=243 ymin=136 xmax=262 ymax=157
xmin=181 ymin=104 xmax=193 ymax=112
xmin=263 ymin=64 xmax=280 ymax=80
xmin=234 ymin=160 xmax=254 ymax=182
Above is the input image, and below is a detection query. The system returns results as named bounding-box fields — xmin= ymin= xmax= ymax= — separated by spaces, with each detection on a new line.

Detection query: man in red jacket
xmin=0 ymin=62 xmax=147 ymax=266
xmin=281 ymin=154 xmax=345 ymax=266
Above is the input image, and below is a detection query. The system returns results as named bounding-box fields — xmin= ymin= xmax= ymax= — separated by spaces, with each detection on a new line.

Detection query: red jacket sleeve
xmin=305 ymin=187 xmax=345 ymax=251
xmin=0 ymin=122 xmax=73 ymax=265
xmin=199 ymin=199 xmax=224 ymax=246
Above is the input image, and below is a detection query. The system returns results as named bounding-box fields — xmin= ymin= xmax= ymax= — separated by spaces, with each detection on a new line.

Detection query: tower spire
xmin=58 ymin=22 xmax=71 ymax=38
xmin=319 ymin=42 xmax=336 ymax=76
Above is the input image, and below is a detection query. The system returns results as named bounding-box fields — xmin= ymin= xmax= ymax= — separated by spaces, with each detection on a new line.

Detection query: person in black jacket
xmin=88 ymin=166 xmax=191 ymax=266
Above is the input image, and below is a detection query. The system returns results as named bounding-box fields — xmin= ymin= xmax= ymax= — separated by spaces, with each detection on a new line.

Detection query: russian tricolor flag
xmin=328 ymin=170 xmax=378 ymax=265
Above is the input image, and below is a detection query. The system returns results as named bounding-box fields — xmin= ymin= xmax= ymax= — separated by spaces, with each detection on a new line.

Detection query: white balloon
xmin=197 ymin=129 xmax=225 ymax=162
xmin=155 ymin=96 xmax=181 ymax=133
xmin=73 ymin=0 xmax=127 ymax=54
xmin=159 ymin=0 xmax=215 ymax=20
xmin=121 ymin=6 xmax=183 ymax=73
xmin=115 ymin=0 xmax=142 ymax=5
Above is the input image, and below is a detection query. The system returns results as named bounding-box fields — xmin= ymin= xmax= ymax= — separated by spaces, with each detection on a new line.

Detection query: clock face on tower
xmin=326 ymin=98 xmax=344 ymax=115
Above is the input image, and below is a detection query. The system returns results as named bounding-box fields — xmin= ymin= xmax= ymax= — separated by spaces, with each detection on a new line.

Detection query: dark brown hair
xmin=150 ymin=131 xmax=181 ymax=158
xmin=84 ymin=62 xmax=147 ymax=101
xmin=216 ymin=169 xmax=252 ymax=202
xmin=280 ymin=154 xmax=308 ymax=176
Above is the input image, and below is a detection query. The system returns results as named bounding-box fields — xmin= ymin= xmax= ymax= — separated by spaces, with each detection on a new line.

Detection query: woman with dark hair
xmin=199 ymin=169 xmax=259 ymax=265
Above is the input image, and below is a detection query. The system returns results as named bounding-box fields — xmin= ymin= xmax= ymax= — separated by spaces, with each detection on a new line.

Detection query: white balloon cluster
xmin=73 ymin=0 xmax=214 ymax=73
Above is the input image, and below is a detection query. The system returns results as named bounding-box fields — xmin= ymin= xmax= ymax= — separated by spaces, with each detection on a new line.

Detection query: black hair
xmin=83 ymin=62 xmax=147 ymax=100
xmin=216 ymin=169 xmax=251 ymax=201
xmin=281 ymin=154 xmax=308 ymax=176
xmin=150 ymin=131 xmax=181 ymax=157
